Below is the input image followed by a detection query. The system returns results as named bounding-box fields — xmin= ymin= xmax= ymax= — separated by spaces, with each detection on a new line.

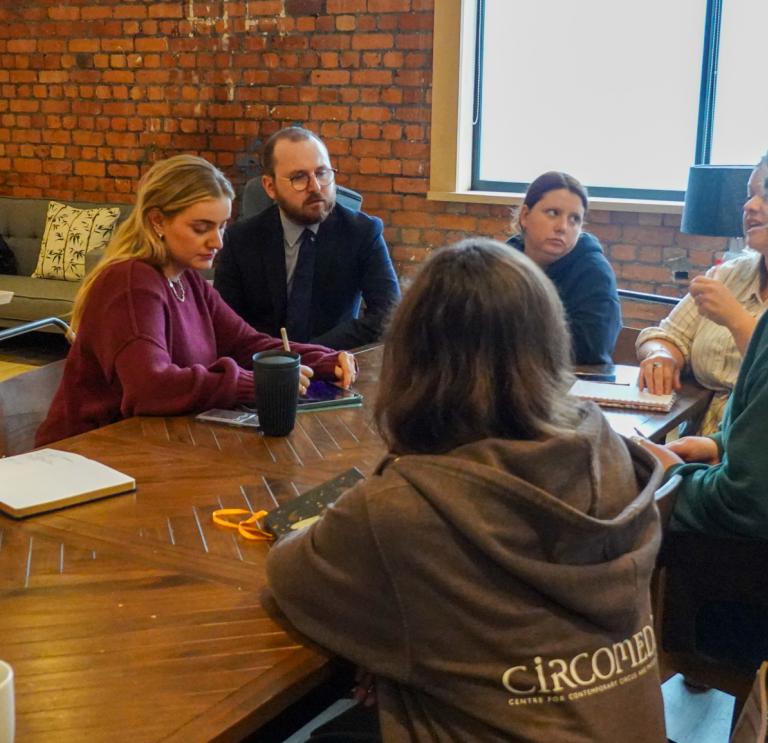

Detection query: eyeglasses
xmin=280 ymin=167 xmax=337 ymax=192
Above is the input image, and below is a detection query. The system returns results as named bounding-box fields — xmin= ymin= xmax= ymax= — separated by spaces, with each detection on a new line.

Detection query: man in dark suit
xmin=215 ymin=127 xmax=400 ymax=350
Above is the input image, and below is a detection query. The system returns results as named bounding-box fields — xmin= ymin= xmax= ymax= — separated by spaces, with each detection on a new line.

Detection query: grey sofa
xmin=0 ymin=196 xmax=132 ymax=330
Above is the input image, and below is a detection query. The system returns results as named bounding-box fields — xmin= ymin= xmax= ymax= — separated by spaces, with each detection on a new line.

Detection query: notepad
xmin=262 ymin=468 xmax=365 ymax=538
xmin=0 ymin=448 xmax=136 ymax=518
xmin=0 ymin=290 xmax=13 ymax=305
xmin=569 ymin=379 xmax=676 ymax=413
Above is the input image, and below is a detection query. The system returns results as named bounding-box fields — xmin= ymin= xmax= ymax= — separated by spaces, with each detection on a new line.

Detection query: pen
xmin=351 ymin=344 xmax=383 ymax=356
xmin=633 ymin=426 xmax=648 ymax=439
xmin=279 ymin=326 xmax=290 ymax=353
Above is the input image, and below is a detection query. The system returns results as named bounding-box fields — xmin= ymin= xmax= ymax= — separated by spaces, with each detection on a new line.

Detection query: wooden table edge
xmin=159 ymin=647 xmax=333 ymax=742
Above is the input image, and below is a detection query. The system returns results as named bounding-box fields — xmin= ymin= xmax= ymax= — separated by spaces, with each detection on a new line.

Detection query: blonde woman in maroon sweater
xmin=37 ymin=155 xmax=354 ymax=446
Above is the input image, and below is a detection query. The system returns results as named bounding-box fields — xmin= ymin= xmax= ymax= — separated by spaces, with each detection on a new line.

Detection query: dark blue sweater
xmin=508 ymin=232 xmax=621 ymax=364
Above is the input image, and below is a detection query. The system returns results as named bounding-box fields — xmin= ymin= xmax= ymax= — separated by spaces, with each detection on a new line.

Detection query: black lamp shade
xmin=681 ymin=165 xmax=752 ymax=237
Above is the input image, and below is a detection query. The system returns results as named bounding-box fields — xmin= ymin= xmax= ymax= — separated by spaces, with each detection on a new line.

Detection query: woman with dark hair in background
xmin=266 ymin=238 xmax=666 ymax=742
xmin=508 ymin=170 xmax=622 ymax=364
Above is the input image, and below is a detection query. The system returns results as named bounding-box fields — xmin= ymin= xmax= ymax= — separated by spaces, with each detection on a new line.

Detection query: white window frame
xmin=428 ymin=0 xmax=683 ymax=215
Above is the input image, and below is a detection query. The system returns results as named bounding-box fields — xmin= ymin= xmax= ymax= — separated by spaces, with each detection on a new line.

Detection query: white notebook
xmin=0 ymin=448 xmax=136 ymax=518
xmin=569 ymin=379 xmax=675 ymax=413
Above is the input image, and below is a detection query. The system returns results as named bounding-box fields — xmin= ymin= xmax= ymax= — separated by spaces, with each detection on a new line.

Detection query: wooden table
xmin=0 ymin=349 xmax=386 ymax=743
xmin=0 ymin=351 xmax=710 ymax=741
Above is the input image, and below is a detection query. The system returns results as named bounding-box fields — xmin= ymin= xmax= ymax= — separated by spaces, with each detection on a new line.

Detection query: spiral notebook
xmin=569 ymin=379 xmax=675 ymax=413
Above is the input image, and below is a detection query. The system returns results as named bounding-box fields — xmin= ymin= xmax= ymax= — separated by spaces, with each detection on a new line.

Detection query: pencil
xmin=279 ymin=327 xmax=290 ymax=353
xmin=351 ymin=344 xmax=383 ymax=356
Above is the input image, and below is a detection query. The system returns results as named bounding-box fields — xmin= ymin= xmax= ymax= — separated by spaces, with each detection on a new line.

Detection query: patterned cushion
xmin=32 ymin=201 xmax=120 ymax=281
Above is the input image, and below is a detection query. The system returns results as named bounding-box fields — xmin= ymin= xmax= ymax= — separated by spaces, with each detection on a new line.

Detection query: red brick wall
xmin=0 ymin=0 xmax=727 ymax=327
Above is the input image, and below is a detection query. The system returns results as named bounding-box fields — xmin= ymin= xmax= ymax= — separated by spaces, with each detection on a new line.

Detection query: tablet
xmin=298 ymin=381 xmax=363 ymax=412
xmin=197 ymin=382 xmax=363 ymax=427
xmin=574 ymin=364 xmax=617 ymax=383
xmin=574 ymin=370 xmax=617 ymax=383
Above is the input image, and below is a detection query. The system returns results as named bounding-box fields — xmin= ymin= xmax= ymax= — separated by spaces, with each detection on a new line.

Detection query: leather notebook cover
xmin=262 ymin=467 xmax=365 ymax=538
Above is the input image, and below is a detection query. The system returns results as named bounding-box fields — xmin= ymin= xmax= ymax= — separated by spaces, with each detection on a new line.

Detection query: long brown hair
xmin=374 ymin=238 xmax=580 ymax=455
xmin=71 ymin=155 xmax=234 ymax=331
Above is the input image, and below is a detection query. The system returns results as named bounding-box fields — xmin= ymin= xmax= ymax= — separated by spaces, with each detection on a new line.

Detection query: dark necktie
xmin=286 ymin=228 xmax=316 ymax=342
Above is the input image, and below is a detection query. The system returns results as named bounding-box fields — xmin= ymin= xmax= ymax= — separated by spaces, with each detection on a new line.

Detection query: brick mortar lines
xmin=0 ymin=1 xmax=727 ymax=326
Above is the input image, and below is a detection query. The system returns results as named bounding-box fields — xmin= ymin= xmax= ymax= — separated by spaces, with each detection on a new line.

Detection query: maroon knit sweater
xmin=36 ymin=260 xmax=339 ymax=446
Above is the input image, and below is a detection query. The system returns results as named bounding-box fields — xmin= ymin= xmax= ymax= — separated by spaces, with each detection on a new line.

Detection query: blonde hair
xmin=71 ymin=155 xmax=235 ymax=331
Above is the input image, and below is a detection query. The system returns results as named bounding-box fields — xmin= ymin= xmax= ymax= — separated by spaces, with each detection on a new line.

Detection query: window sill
xmin=427 ymin=190 xmax=684 ymax=215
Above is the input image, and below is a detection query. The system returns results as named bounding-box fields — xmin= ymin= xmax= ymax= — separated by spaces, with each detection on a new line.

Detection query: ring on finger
xmin=651 ymin=361 xmax=663 ymax=368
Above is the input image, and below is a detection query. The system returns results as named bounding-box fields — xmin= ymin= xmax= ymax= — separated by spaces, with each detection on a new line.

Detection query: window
xmin=463 ymin=0 xmax=765 ymax=202
xmin=709 ymin=1 xmax=768 ymax=165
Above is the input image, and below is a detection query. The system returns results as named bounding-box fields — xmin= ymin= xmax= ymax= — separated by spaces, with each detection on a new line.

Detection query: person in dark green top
xmin=660 ymin=308 xmax=768 ymax=538
xmin=637 ymin=225 xmax=768 ymax=671
xmin=637 ymin=157 xmax=768 ymax=539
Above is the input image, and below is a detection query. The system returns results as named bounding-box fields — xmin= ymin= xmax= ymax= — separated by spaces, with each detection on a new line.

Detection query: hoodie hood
xmin=267 ymin=401 xmax=667 ymax=742
xmin=382 ymin=403 xmax=662 ymax=634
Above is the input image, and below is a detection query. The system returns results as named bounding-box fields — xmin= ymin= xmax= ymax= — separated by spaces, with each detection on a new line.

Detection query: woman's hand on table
xmin=666 ymin=435 xmax=720 ymax=464
xmin=335 ymin=351 xmax=357 ymax=389
xmin=638 ymin=351 xmax=681 ymax=396
xmin=299 ymin=365 xmax=313 ymax=395
xmin=631 ymin=437 xmax=685 ymax=470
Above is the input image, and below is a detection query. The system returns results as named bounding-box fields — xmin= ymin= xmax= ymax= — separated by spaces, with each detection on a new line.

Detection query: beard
xmin=274 ymin=187 xmax=336 ymax=226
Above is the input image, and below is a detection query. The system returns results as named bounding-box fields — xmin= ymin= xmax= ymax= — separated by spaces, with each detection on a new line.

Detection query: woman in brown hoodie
xmin=267 ymin=238 xmax=668 ymax=742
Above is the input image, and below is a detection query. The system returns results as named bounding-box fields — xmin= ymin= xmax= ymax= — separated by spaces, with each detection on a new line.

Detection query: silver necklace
xmin=167 ymin=276 xmax=186 ymax=302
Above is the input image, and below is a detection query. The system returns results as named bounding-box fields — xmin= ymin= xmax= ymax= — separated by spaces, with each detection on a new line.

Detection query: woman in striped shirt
xmin=635 ymin=152 xmax=768 ymax=434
